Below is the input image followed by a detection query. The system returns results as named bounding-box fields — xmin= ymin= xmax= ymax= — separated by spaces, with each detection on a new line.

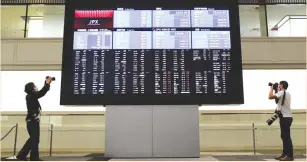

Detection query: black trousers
xmin=17 ymin=121 xmax=40 ymax=160
xmin=279 ymin=117 xmax=293 ymax=158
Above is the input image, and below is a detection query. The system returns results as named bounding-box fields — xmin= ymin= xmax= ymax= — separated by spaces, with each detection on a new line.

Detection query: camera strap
xmin=281 ymin=90 xmax=286 ymax=106
xmin=277 ymin=90 xmax=286 ymax=114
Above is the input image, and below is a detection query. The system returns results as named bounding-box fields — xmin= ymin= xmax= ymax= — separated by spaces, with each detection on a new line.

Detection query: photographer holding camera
xmin=16 ymin=76 xmax=54 ymax=161
xmin=268 ymin=81 xmax=293 ymax=161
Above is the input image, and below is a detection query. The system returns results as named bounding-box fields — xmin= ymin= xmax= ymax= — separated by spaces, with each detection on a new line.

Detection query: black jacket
xmin=25 ymin=83 xmax=50 ymax=122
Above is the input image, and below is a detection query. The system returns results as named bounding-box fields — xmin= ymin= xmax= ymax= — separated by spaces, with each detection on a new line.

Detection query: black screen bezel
xmin=60 ymin=0 xmax=244 ymax=105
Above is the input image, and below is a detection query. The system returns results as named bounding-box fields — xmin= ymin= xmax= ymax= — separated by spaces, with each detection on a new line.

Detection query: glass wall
xmin=1 ymin=5 xmax=27 ymax=38
xmin=239 ymin=5 xmax=261 ymax=37
xmin=1 ymin=4 xmax=306 ymax=38
xmin=266 ymin=4 xmax=306 ymax=37
xmin=26 ymin=5 xmax=65 ymax=38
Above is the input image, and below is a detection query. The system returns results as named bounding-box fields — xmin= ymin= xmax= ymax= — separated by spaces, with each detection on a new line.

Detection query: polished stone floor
xmin=1 ymin=152 xmax=306 ymax=161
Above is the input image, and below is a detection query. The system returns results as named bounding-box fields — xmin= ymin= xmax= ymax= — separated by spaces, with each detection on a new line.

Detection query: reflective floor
xmin=1 ymin=152 xmax=306 ymax=161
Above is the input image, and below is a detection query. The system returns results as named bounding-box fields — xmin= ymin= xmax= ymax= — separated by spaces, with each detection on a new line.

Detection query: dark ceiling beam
xmin=1 ymin=0 xmax=306 ymax=5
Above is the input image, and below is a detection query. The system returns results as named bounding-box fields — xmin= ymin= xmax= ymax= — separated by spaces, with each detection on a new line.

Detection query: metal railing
xmin=1 ymin=123 xmax=54 ymax=157
xmin=1 ymin=123 xmax=19 ymax=156
xmin=2 ymin=123 xmax=306 ymax=156
xmin=252 ymin=123 xmax=257 ymax=155
xmin=1 ymin=112 xmax=305 ymax=156
xmin=49 ymin=124 xmax=53 ymax=157
xmin=5 ymin=122 xmax=261 ymax=156
xmin=43 ymin=122 xmax=260 ymax=156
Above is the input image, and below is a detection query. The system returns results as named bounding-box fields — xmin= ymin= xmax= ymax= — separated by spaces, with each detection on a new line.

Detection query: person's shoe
xmin=16 ymin=155 xmax=28 ymax=161
xmin=274 ymin=155 xmax=285 ymax=160
xmin=279 ymin=156 xmax=294 ymax=161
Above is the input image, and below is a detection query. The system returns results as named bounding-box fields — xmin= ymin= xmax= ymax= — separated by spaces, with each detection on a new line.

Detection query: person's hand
xmin=270 ymin=85 xmax=274 ymax=90
xmin=46 ymin=77 xmax=52 ymax=84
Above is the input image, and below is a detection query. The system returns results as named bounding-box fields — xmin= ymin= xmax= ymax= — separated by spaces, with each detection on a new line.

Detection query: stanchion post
xmin=49 ymin=124 xmax=54 ymax=157
xmin=252 ymin=123 xmax=256 ymax=155
xmin=13 ymin=123 xmax=18 ymax=156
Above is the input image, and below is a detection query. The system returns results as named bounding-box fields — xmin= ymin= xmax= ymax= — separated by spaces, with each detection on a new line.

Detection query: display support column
xmin=104 ymin=105 xmax=200 ymax=158
xmin=104 ymin=105 xmax=153 ymax=158
xmin=152 ymin=105 xmax=200 ymax=158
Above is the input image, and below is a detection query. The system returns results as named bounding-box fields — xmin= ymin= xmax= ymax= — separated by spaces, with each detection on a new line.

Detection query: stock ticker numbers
xmin=72 ymin=8 xmax=232 ymax=96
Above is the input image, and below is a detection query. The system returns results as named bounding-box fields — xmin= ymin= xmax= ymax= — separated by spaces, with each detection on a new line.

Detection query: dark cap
xmin=24 ymin=82 xmax=35 ymax=94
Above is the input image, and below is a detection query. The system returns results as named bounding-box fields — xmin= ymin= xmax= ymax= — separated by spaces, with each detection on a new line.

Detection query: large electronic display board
xmin=60 ymin=0 xmax=244 ymax=105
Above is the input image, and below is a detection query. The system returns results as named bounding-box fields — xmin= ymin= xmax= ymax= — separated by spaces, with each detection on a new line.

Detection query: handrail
xmin=1 ymin=123 xmax=19 ymax=156
xmin=252 ymin=123 xmax=257 ymax=155
xmin=42 ymin=122 xmax=261 ymax=156
xmin=13 ymin=123 xmax=19 ymax=155
xmin=1 ymin=124 xmax=17 ymax=141
xmin=49 ymin=124 xmax=54 ymax=157
xmin=0 ymin=122 xmax=303 ymax=156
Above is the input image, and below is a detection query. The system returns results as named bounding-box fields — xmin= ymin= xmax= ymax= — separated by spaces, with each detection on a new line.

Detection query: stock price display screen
xmin=60 ymin=0 xmax=244 ymax=105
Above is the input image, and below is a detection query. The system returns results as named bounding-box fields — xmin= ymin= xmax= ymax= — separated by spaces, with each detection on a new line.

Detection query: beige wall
xmin=1 ymin=110 xmax=306 ymax=154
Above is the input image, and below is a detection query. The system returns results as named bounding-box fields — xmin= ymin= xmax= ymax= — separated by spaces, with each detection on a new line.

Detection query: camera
xmin=266 ymin=82 xmax=284 ymax=126
xmin=268 ymin=82 xmax=279 ymax=104
xmin=266 ymin=110 xmax=283 ymax=126
xmin=268 ymin=82 xmax=278 ymax=93
xmin=46 ymin=76 xmax=56 ymax=81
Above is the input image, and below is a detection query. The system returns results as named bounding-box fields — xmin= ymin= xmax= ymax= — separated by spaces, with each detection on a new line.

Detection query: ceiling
xmin=1 ymin=5 xmax=65 ymax=38
xmin=0 ymin=4 xmax=306 ymax=38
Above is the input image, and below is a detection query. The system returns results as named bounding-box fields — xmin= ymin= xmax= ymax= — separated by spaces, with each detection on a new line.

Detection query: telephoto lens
xmin=266 ymin=110 xmax=282 ymax=126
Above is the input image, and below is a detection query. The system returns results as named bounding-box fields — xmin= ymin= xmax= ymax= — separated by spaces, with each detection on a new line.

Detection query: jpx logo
xmin=88 ymin=20 xmax=99 ymax=25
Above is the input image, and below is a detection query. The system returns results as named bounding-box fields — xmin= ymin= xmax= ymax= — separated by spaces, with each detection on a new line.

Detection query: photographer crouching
xmin=268 ymin=81 xmax=293 ymax=161
xmin=16 ymin=76 xmax=55 ymax=161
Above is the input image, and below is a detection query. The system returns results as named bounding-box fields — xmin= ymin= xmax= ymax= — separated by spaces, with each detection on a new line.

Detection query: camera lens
xmin=46 ymin=76 xmax=56 ymax=81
